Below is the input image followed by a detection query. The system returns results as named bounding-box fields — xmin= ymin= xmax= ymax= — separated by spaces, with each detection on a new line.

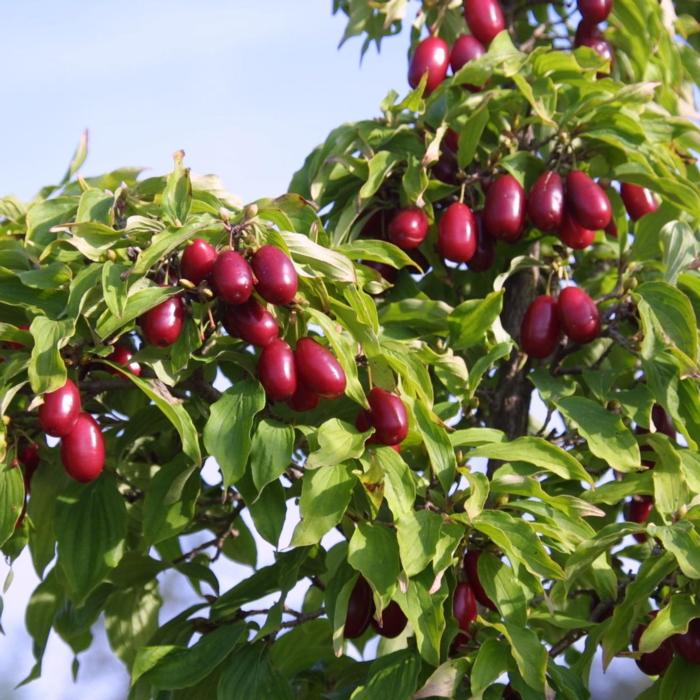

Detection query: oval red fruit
xmin=60 ymin=413 xmax=105 ymax=483
xmin=251 ymin=245 xmax=298 ymax=305
xmin=345 ymin=576 xmax=372 ymax=639
xmin=408 ymin=36 xmax=449 ymax=94
xmin=469 ymin=213 xmax=496 ymax=272
xmin=520 ymin=295 xmax=561 ymax=359
xmin=288 ymin=383 xmax=320 ymax=412
xmin=450 ymin=34 xmax=486 ymax=91
xmin=574 ymin=19 xmax=601 ymax=45
xmin=484 ymin=175 xmax=526 ymax=242
xmin=295 ymin=337 xmax=346 ymax=399
xmin=528 ymin=171 xmax=564 ymax=232
xmin=651 ymin=405 xmax=675 ymax=440
xmin=463 ymin=550 xmax=497 ymax=611
xmin=388 ymin=208 xmax=429 ymax=250
xmin=107 ymin=344 xmax=141 ymax=377
xmin=38 ymin=379 xmax=81 ymax=437
xmin=211 ymin=251 xmax=254 ymax=305
xmin=222 ymin=299 xmax=279 ymax=347
xmin=141 ymin=295 xmax=185 ymax=347
xmin=577 ymin=0 xmax=613 ymax=24
xmin=620 ymin=184 xmax=659 ymax=221
xmin=558 ymin=287 xmax=600 ymax=344
xmin=453 ymin=582 xmax=477 ymax=631
xmin=180 ymin=238 xmax=217 ymax=285
xmin=368 ymin=387 xmax=409 ymax=445
xmin=18 ymin=442 xmax=40 ymax=490
xmin=626 ymin=495 xmax=653 ymax=543
xmin=371 ymin=601 xmax=408 ymax=638
xmin=257 ymin=339 xmax=297 ymax=401
xmin=566 ymin=171 xmax=612 ymax=230
xmin=633 ymin=614 xmax=674 ymax=676
xmin=463 ymin=0 xmax=506 ymax=46
xmin=438 ymin=202 xmax=477 ymax=263
xmin=673 ymin=618 xmax=700 ymax=665
xmin=559 ymin=210 xmax=596 ymax=250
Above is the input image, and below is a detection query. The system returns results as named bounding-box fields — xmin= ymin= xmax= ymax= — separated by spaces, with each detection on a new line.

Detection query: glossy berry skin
xmin=633 ymin=615 xmax=674 ymax=676
xmin=388 ymin=208 xmax=429 ymax=250
xmin=345 ymin=577 xmax=372 ymax=639
xmin=257 ymin=339 xmax=297 ymax=401
xmin=577 ymin=0 xmax=613 ymax=23
xmin=621 ymin=184 xmax=659 ymax=221
xmin=38 ymin=379 xmax=81 ymax=438
xmin=453 ymin=582 xmax=478 ymax=632
xmin=438 ymin=203 xmax=477 ymax=263
xmin=368 ymin=388 xmax=409 ymax=445
xmin=60 ymin=413 xmax=105 ymax=483
xmin=463 ymin=0 xmax=506 ymax=46
xmin=180 ymin=238 xmax=217 ymax=285
xmin=450 ymin=35 xmax=485 ymax=91
xmin=520 ymin=296 xmax=561 ymax=359
xmin=107 ymin=344 xmax=141 ymax=377
xmin=574 ymin=20 xmax=601 ymax=46
xmin=141 ymin=295 xmax=185 ymax=347
xmin=211 ymin=251 xmax=254 ymax=305
xmin=652 ymin=405 xmax=675 ymax=440
xmin=566 ymin=171 xmax=612 ymax=230
xmin=673 ymin=618 xmax=700 ymax=664
xmin=558 ymin=287 xmax=600 ymax=344
xmin=288 ymin=384 xmax=320 ymax=412
xmin=463 ymin=550 xmax=497 ymax=611
xmin=295 ymin=337 xmax=346 ymax=399
xmin=528 ymin=171 xmax=564 ymax=232
xmin=484 ymin=175 xmax=526 ymax=242
xmin=371 ymin=601 xmax=408 ymax=638
xmin=222 ymin=299 xmax=279 ymax=347
xmin=251 ymin=245 xmax=298 ymax=305
xmin=408 ymin=37 xmax=449 ymax=94
xmin=559 ymin=211 xmax=596 ymax=250
xmin=626 ymin=495 xmax=654 ymax=543
xmin=469 ymin=214 xmax=496 ymax=272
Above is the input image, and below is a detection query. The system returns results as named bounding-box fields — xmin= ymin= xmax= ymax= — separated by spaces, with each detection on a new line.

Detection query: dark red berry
xmin=251 ymin=245 xmax=298 ymax=306
xmin=463 ymin=550 xmax=497 ymax=610
xmin=674 ymin=618 xmax=700 ymax=665
xmin=450 ymin=35 xmax=486 ymax=91
xmin=621 ymin=184 xmax=659 ymax=221
xmin=558 ymin=287 xmax=600 ymax=344
xmin=574 ymin=20 xmax=601 ymax=46
xmin=520 ymin=295 xmax=561 ymax=359
xmin=60 ymin=413 xmax=105 ymax=483
xmin=528 ymin=171 xmax=564 ymax=232
xmin=18 ymin=442 xmax=40 ymax=490
xmin=388 ymin=208 xmax=429 ymax=250
xmin=633 ymin=614 xmax=674 ymax=675
xmin=453 ymin=582 xmax=477 ymax=631
xmin=107 ymin=344 xmax=141 ymax=377
xmin=288 ymin=384 xmax=320 ymax=412
xmin=463 ymin=0 xmax=506 ymax=46
xmin=469 ymin=213 xmax=496 ymax=272
xmin=295 ymin=337 xmax=346 ymax=399
xmin=371 ymin=601 xmax=407 ymax=638
xmin=438 ymin=203 xmax=477 ymax=263
xmin=367 ymin=388 xmax=409 ymax=445
xmin=444 ymin=129 xmax=460 ymax=154
xmin=559 ymin=210 xmax=596 ymax=250
xmin=38 ymin=379 xmax=81 ymax=438
xmin=180 ymin=238 xmax=217 ymax=285
xmin=626 ymin=495 xmax=654 ymax=543
xmin=652 ymin=405 xmax=675 ymax=440
xmin=211 ymin=251 xmax=254 ymax=305
xmin=345 ymin=576 xmax=372 ymax=639
xmin=566 ymin=171 xmax=612 ymax=230
xmin=484 ymin=175 xmax=526 ymax=242
xmin=140 ymin=295 xmax=185 ymax=347
xmin=257 ymin=339 xmax=297 ymax=401
xmin=222 ymin=299 xmax=279 ymax=347
xmin=577 ymin=0 xmax=613 ymax=24
xmin=364 ymin=260 xmax=398 ymax=284
xmin=408 ymin=36 xmax=449 ymax=94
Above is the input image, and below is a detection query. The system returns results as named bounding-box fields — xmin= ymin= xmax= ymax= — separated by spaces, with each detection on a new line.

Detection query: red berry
xmin=463 ymin=0 xmax=506 ymax=46
xmin=450 ymin=35 xmax=486 ymax=91
xmin=180 ymin=238 xmax=217 ymax=285
xmin=38 ymin=379 xmax=81 ymax=437
xmin=527 ymin=171 xmax=564 ymax=232
xmin=520 ymin=295 xmax=561 ymax=359
xmin=620 ymin=184 xmax=659 ymax=222
xmin=438 ymin=202 xmax=477 ymax=263
xmin=371 ymin=601 xmax=407 ymax=638
xmin=251 ymin=245 xmax=298 ymax=306
xmin=652 ymin=405 xmax=675 ymax=440
xmin=444 ymin=129 xmax=460 ymax=154
xmin=558 ymin=287 xmax=600 ymax=344
xmin=367 ymin=388 xmax=409 ymax=446
xmin=463 ymin=550 xmax=497 ymax=610
xmin=632 ymin=614 xmax=674 ymax=675
xmin=140 ymin=295 xmax=185 ymax=347
xmin=453 ymin=582 xmax=477 ymax=631
xmin=211 ymin=251 xmax=254 ymax=305
xmin=288 ymin=384 xmax=320 ymax=412
xmin=388 ymin=208 xmax=429 ymax=250
xmin=674 ymin=618 xmax=700 ymax=665
xmin=605 ymin=217 xmax=618 ymax=238
xmin=364 ymin=260 xmax=398 ymax=283
xmin=408 ymin=37 xmax=449 ymax=94
xmin=566 ymin=171 xmax=612 ymax=230
xmin=18 ymin=443 xmax=40 ymax=490
xmin=60 ymin=413 xmax=105 ymax=483
xmin=295 ymin=337 xmax=346 ymax=399
xmin=257 ymin=339 xmax=297 ymax=401
xmin=559 ymin=210 xmax=596 ymax=250
xmin=222 ymin=299 xmax=279 ymax=347
xmin=626 ymin=495 xmax=654 ymax=542
xmin=574 ymin=20 xmax=601 ymax=46
xmin=484 ymin=175 xmax=526 ymax=242
xmin=107 ymin=344 xmax=141 ymax=377
xmin=345 ymin=576 xmax=372 ymax=639
xmin=578 ymin=36 xmax=614 ymax=68
xmin=577 ymin=0 xmax=613 ymax=24
xmin=469 ymin=213 xmax=496 ymax=272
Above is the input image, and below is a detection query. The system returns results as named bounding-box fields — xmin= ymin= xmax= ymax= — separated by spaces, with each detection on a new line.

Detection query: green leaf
xmin=162 ymin=150 xmax=192 ymax=226
xmin=359 ymin=151 xmax=400 ymax=200
xmin=457 ymin=103 xmax=490 ymax=168
xmin=501 ymin=621 xmax=547 ymax=692
xmin=395 ymin=509 xmax=443 ymax=577
xmin=658 ymin=657 xmax=700 ymax=700
xmin=250 ymin=419 xmax=294 ymax=493
xmin=55 ymin=476 xmax=127 ymax=603
xmin=217 ymin=642 xmax=293 ymax=700
xmin=409 ymin=397 xmax=456 ymax=492
xmin=363 ymin=447 xmax=416 ymax=518
xmin=556 ymin=396 xmax=641 ymax=472
xmin=101 ymin=260 xmax=129 ymax=320
xmin=654 ymin=521 xmax=700 ymax=579
xmin=0 ymin=464 xmax=24 ymax=547
xmin=661 ymin=221 xmax=697 ymax=285
xmin=281 ymin=231 xmax=356 ymax=284
xmin=478 ymin=552 xmax=527 ymax=625
xmin=28 ymin=317 xmax=74 ymax=394
xmin=306 ymin=418 xmax=369 ymax=470
xmin=351 ymin=649 xmax=421 ymax=700
xmin=414 ymin=659 xmax=467 ymax=700
xmin=470 ymin=638 xmax=511 ymax=699
xmin=648 ymin=435 xmax=688 ymax=521
xmin=640 ymin=594 xmax=700 ymax=654
xmin=291 ymin=463 xmax=355 ymax=546
xmin=203 ymin=381 xmax=265 ymax=485
xmin=449 ymin=291 xmax=504 ymax=351
xmin=338 ymin=239 xmax=418 ymax=271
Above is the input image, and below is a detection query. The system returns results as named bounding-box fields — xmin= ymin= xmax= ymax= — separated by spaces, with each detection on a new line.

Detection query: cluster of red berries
xmin=574 ymin=0 xmax=614 ymax=66
xmin=344 ymin=576 xmax=408 ymax=640
xmin=633 ymin=612 xmax=700 ymax=676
